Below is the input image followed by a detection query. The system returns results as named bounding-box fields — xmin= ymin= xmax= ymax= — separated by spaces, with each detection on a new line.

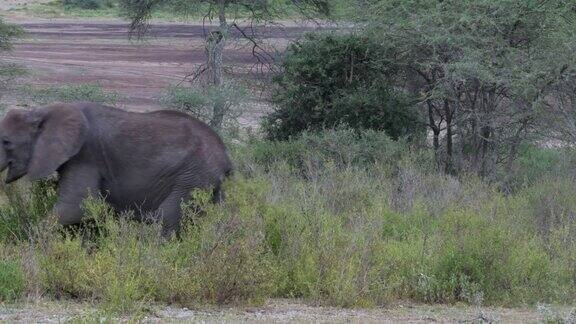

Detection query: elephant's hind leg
xmin=211 ymin=183 xmax=225 ymax=203
xmin=154 ymin=190 xmax=186 ymax=239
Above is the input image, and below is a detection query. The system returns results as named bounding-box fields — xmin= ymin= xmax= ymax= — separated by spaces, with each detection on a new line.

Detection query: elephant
xmin=0 ymin=102 xmax=232 ymax=236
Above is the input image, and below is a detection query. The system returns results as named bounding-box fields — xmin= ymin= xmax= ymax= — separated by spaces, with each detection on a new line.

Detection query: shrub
xmin=0 ymin=20 xmax=24 ymax=107
xmin=23 ymin=83 xmax=118 ymax=105
xmin=187 ymin=180 xmax=279 ymax=304
xmin=31 ymin=184 xmax=279 ymax=312
xmin=264 ymin=32 xmax=423 ymax=141
xmin=0 ymin=259 xmax=24 ymax=301
xmin=39 ymin=237 xmax=93 ymax=299
xmin=500 ymin=144 xmax=576 ymax=191
xmin=236 ymin=127 xmax=434 ymax=177
xmin=62 ymin=0 xmax=115 ymax=10
xmin=0 ymin=179 xmax=57 ymax=242
xmin=0 ymin=19 xmax=23 ymax=51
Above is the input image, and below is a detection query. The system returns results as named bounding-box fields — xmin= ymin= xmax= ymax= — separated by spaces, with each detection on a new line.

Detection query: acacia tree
xmin=544 ymin=71 xmax=576 ymax=144
xmin=119 ymin=0 xmax=331 ymax=131
xmin=363 ymin=0 xmax=576 ymax=177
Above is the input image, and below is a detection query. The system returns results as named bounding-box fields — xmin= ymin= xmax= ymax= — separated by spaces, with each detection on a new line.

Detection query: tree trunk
xmin=502 ymin=119 xmax=529 ymax=191
xmin=427 ymin=99 xmax=441 ymax=161
xmin=444 ymin=99 xmax=455 ymax=174
xmin=478 ymin=125 xmax=492 ymax=178
xmin=207 ymin=0 xmax=227 ymax=131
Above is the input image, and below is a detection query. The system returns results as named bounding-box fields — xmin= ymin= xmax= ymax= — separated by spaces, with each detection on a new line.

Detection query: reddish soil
xmin=4 ymin=19 xmax=316 ymax=115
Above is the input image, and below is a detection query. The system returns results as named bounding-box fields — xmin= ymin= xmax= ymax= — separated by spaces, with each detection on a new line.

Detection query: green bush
xmin=500 ymin=144 xmax=576 ymax=191
xmin=0 ymin=179 xmax=57 ymax=242
xmin=62 ymin=0 xmax=115 ymax=10
xmin=0 ymin=19 xmax=23 ymax=51
xmin=0 ymin=20 xmax=25 ymax=107
xmin=0 ymin=259 xmax=24 ymax=302
xmin=236 ymin=128 xmax=433 ymax=177
xmin=264 ymin=32 xmax=423 ymax=141
xmin=23 ymin=83 xmax=118 ymax=105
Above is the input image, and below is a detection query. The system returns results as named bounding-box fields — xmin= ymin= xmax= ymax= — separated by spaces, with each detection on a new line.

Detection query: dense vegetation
xmin=362 ymin=0 xmax=576 ymax=178
xmin=265 ymin=33 xmax=422 ymax=141
xmin=1 ymin=130 xmax=576 ymax=311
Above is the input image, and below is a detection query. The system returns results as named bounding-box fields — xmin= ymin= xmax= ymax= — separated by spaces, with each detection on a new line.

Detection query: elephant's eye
xmin=2 ymin=139 xmax=12 ymax=149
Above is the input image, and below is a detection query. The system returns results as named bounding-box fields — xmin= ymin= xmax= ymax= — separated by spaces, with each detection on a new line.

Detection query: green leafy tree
xmin=362 ymin=0 xmax=576 ymax=177
xmin=264 ymin=32 xmax=423 ymax=140
xmin=119 ymin=0 xmax=332 ymax=131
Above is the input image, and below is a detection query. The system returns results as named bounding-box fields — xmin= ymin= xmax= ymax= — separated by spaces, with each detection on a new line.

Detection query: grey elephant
xmin=0 ymin=102 xmax=232 ymax=236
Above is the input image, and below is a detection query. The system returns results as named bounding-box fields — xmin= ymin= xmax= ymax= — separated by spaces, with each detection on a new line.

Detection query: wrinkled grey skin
xmin=0 ymin=103 xmax=232 ymax=236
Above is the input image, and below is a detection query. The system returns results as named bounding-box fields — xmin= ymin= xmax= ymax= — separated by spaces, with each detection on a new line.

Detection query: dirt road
xmin=1 ymin=299 xmax=571 ymax=323
xmin=1 ymin=17 xmax=316 ymax=123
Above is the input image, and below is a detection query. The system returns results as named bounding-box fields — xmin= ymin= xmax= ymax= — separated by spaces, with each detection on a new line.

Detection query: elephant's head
xmin=0 ymin=104 xmax=88 ymax=183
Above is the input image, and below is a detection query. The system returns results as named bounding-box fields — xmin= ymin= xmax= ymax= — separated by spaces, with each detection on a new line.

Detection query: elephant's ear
xmin=27 ymin=105 xmax=88 ymax=181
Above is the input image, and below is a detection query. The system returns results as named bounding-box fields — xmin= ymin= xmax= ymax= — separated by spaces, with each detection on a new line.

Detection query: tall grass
xmin=0 ymin=129 xmax=575 ymax=312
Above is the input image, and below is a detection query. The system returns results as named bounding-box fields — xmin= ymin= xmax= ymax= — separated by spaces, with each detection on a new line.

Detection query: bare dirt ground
xmin=1 ymin=299 xmax=572 ymax=323
xmin=1 ymin=13 xmax=317 ymax=127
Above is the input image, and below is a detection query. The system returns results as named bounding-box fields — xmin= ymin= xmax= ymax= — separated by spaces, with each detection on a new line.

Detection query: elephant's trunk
xmin=0 ymin=149 xmax=8 ymax=173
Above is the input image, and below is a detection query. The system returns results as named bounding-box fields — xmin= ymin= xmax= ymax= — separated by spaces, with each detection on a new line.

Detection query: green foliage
xmin=17 ymin=0 xmax=118 ymax=18
xmin=22 ymin=83 xmax=119 ymax=105
xmin=120 ymin=0 xmax=333 ymax=30
xmin=238 ymin=128 xmax=433 ymax=176
xmin=0 ymin=20 xmax=24 ymax=107
xmin=0 ymin=179 xmax=57 ymax=242
xmin=0 ymin=64 xmax=27 ymax=111
xmin=0 ymin=19 xmax=23 ymax=52
xmin=265 ymin=32 xmax=423 ymax=141
xmin=358 ymin=0 xmax=576 ymax=176
xmin=21 ymin=0 xmax=342 ymax=19
xmin=501 ymin=145 xmax=576 ymax=191
xmin=0 ymin=130 xmax=575 ymax=310
xmin=0 ymin=259 xmax=24 ymax=302
xmin=62 ymin=0 xmax=115 ymax=10
xmin=32 ymin=187 xmax=278 ymax=313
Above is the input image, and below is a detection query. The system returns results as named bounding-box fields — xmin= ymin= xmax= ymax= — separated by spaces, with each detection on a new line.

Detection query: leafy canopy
xmin=264 ymin=32 xmax=423 ymax=141
xmin=119 ymin=0 xmax=334 ymax=37
xmin=365 ymin=0 xmax=576 ymax=103
xmin=358 ymin=0 xmax=576 ymax=175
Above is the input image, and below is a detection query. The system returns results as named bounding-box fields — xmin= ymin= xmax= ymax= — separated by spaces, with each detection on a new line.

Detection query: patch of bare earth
xmin=0 ymin=17 xmax=318 ymax=128
xmin=1 ymin=299 xmax=570 ymax=323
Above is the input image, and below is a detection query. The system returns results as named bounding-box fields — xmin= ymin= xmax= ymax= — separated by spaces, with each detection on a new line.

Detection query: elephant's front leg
xmin=53 ymin=163 xmax=101 ymax=225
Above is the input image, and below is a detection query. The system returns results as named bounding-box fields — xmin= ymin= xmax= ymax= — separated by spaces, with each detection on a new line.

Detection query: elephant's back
xmin=148 ymin=109 xmax=232 ymax=178
xmin=80 ymin=103 xmax=231 ymax=180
